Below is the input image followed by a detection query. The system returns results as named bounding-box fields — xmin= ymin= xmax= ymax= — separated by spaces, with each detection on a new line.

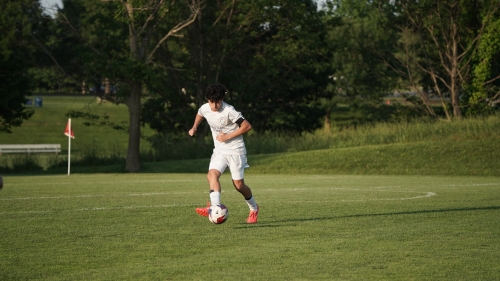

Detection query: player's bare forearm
xmin=189 ymin=114 xmax=204 ymax=136
xmin=216 ymin=120 xmax=252 ymax=142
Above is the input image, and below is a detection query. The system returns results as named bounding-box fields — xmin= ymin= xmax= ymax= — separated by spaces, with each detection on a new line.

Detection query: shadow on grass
xmin=236 ymin=206 xmax=500 ymax=228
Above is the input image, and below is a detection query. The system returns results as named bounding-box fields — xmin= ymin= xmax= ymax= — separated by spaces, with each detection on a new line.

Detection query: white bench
xmin=0 ymin=144 xmax=61 ymax=155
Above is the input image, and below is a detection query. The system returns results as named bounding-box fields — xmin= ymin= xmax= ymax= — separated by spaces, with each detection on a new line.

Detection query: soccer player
xmin=188 ymin=84 xmax=259 ymax=224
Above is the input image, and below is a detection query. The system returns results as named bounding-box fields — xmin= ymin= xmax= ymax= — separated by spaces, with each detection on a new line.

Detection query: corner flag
xmin=64 ymin=118 xmax=75 ymax=175
xmin=64 ymin=119 xmax=75 ymax=139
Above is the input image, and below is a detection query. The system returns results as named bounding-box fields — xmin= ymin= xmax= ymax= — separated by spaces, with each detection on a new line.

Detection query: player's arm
xmin=188 ymin=114 xmax=204 ymax=136
xmin=217 ymin=119 xmax=252 ymax=142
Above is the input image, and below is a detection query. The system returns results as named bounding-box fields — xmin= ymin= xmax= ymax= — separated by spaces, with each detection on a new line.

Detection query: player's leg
xmin=229 ymin=155 xmax=259 ymax=223
xmin=195 ymin=154 xmax=228 ymax=217
xmin=207 ymin=169 xmax=222 ymax=206
xmin=231 ymin=179 xmax=251 ymax=197
xmin=232 ymin=179 xmax=257 ymax=209
xmin=232 ymin=179 xmax=259 ymax=224
xmin=207 ymin=153 xmax=230 ymax=205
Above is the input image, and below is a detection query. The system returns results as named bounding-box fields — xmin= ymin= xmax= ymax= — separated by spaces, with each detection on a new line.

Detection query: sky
xmin=40 ymin=0 xmax=63 ymax=9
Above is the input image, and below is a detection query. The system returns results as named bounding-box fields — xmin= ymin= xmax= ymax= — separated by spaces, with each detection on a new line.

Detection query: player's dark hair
xmin=205 ymin=84 xmax=227 ymax=102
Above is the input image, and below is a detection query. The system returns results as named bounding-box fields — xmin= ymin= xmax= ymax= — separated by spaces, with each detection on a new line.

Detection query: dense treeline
xmin=1 ymin=0 xmax=499 ymax=171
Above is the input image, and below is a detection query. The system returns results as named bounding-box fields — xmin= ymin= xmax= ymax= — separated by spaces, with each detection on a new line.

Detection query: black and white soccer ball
xmin=208 ymin=204 xmax=229 ymax=224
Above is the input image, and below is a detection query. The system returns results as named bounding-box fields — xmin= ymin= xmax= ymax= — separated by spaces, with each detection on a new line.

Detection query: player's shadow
xmin=234 ymin=205 xmax=500 ymax=228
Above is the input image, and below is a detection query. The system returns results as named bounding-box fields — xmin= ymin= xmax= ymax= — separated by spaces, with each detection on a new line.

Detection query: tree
xmin=394 ymin=0 xmax=500 ymax=119
xmin=46 ymin=0 xmax=200 ymax=172
xmin=142 ymin=0 xmax=330 ymax=135
xmin=390 ymin=26 xmax=439 ymax=118
xmin=467 ymin=10 xmax=500 ymax=114
xmin=0 ymin=0 xmax=45 ymax=132
xmin=323 ymin=0 xmax=399 ymax=124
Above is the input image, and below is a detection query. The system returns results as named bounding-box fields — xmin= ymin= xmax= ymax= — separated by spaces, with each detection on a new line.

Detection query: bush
xmin=0 ymin=155 xmax=44 ymax=174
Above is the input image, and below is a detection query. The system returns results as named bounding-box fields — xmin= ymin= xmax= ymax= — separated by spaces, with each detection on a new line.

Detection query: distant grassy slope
xmin=79 ymin=137 xmax=497 ymax=177
xmin=246 ymin=138 xmax=499 ymax=176
xmin=0 ymin=96 xmax=153 ymax=153
xmin=2 ymin=96 xmax=498 ymax=177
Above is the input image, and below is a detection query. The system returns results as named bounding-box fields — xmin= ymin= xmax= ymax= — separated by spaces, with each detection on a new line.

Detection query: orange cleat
xmin=246 ymin=205 xmax=259 ymax=224
xmin=195 ymin=202 xmax=210 ymax=217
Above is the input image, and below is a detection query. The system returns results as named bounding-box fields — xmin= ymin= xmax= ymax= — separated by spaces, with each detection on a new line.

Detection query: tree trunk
xmin=125 ymin=81 xmax=142 ymax=172
xmin=450 ymin=24 xmax=462 ymax=119
xmin=324 ymin=106 xmax=331 ymax=133
xmin=451 ymin=88 xmax=462 ymax=118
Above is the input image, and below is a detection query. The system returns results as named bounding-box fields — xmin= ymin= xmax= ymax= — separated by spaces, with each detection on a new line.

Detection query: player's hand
xmin=189 ymin=127 xmax=196 ymax=136
xmin=216 ymin=132 xmax=228 ymax=142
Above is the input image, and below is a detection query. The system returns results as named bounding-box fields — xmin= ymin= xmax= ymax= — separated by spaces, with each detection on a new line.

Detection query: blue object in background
xmin=34 ymin=97 xmax=43 ymax=107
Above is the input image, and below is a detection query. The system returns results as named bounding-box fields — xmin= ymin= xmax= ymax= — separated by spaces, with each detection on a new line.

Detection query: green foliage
xmin=466 ymin=16 xmax=500 ymax=115
xmin=0 ymin=55 xmax=35 ymax=133
xmin=144 ymin=133 xmax=212 ymax=161
xmin=0 ymin=0 xmax=45 ymax=132
xmin=55 ymin=0 xmax=127 ymax=87
xmin=142 ymin=0 xmax=330 ymax=134
xmin=0 ymin=154 xmax=44 ymax=174
xmin=390 ymin=0 xmax=500 ymax=118
xmin=324 ymin=0 xmax=399 ymax=104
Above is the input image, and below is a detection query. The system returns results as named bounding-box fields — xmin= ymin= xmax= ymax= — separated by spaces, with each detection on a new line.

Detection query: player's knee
xmin=207 ymin=170 xmax=219 ymax=182
xmin=232 ymin=179 xmax=244 ymax=190
xmin=206 ymin=173 xmax=215 ymax=182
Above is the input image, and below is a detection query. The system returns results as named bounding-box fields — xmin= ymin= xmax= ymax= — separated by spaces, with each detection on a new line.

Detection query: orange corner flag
xmin=64 ymin=118 xmax=75 ymax=139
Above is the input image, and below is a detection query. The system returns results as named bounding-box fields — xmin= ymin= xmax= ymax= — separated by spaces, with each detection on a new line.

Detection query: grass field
xmin=1 ymin=173 xmax=499 ymax=280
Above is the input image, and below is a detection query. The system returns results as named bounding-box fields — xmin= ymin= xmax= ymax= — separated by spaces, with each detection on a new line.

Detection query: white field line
xmin=1 ymin=188 xmax=414 ymax=201
xmin=0 ymin=191 xmax=198 ymax=201
xmin=5 ymin=180 xmax=498 ymax=202
xmin=340 ymin=192 xmax=436 ymax=202
xmin=1 ymin=187 xmax=407 ymax=201
xmin=0 ymin=187 xmax=438 ymax=215
xmin=445 ymin=183 xmax=500 ymax=187
xmin=4 ymin=179 xmax=201 ymax=186
xmin=0 ymin=204 xmax=197 ymax=215
xmin=0 ymin=184 xmax=460 ymax=202
xmin=0 ymin=192 xmax=434 ymax=215
xmin=76 ymin=203 xmax=195 ymax=211
xmin=260 ymin=187 xmax=437 ymax=202
xmin=2 ymin=181 xmax=498 ymax=214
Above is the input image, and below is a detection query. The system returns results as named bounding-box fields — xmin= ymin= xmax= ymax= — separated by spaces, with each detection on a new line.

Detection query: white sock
xmin=210 ymin=191 xmax=221 ymax=206
xmin=245 ymin=196 xmax=258 ymax=211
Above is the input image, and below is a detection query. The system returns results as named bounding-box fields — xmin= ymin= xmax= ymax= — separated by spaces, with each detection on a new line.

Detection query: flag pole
xmin=64 ymin=118 xmax=75 ymax=176
xmin=68 ymin=118 xmax=71 ymax=176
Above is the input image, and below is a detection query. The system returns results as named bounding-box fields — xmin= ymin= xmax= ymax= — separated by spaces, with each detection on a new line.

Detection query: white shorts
xmin=209 ymin=153 xmax=250 ymax=180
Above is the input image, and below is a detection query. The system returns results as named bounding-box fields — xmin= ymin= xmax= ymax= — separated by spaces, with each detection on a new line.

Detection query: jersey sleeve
xmin=197 ymin=104 xmax=207 ymax=117
xmin=227 ymin=106 xmax=244 ymax=124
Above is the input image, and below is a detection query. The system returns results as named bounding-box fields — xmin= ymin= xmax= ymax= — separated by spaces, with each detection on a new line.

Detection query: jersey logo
xmin=218 ymin=117 xmax=227 ymax=126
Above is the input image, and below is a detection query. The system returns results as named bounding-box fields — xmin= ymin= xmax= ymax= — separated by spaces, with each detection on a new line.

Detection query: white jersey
xmin=198 ymin=101 xmax=247 ymax=155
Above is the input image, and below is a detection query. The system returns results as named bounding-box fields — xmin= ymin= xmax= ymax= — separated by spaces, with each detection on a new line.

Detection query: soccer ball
xmin=208 ymin=204 xmax=229 ymax=224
